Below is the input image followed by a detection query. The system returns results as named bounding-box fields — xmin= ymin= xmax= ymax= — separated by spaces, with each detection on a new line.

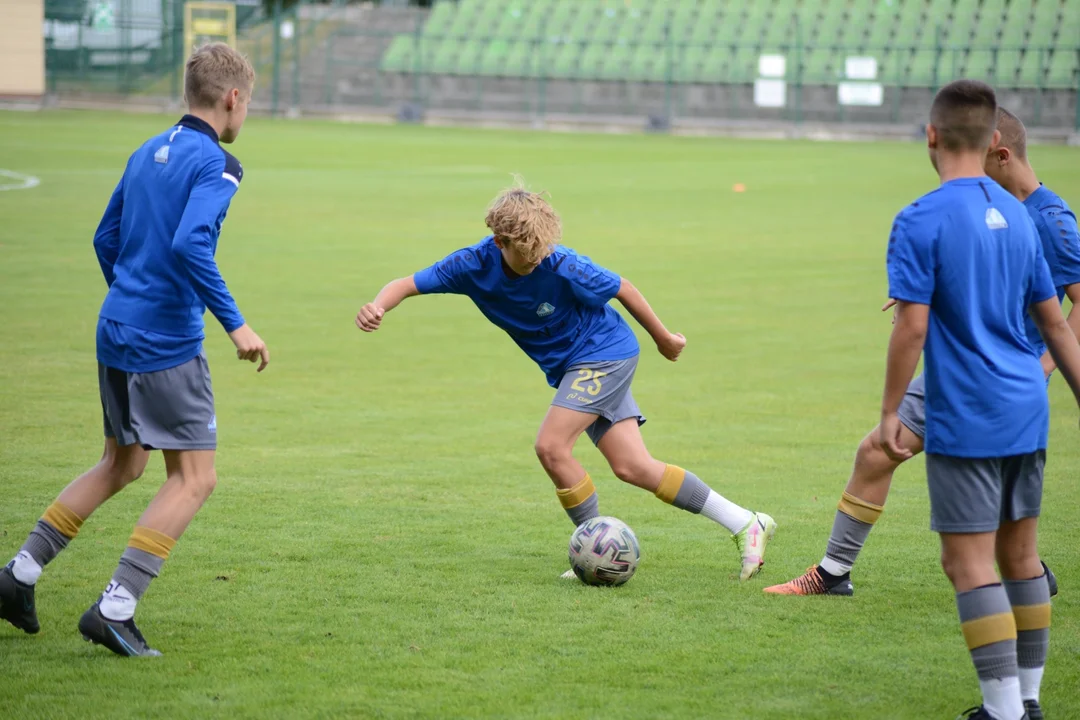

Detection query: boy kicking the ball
xmin=356 ymin=181 xmax=776 ymax=581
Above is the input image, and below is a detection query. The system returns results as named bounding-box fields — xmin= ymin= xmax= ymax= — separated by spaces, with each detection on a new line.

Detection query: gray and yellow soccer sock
xmin=11 ymin=501 xmax=85 ymax=585
xmin=654 ymin=465 xmax=753 ymax=533
xmin=653 ymin=465 xmax=709 ymax=512
xmin=1004 ymin=574 xmax=1051 ymax=703
xmin=820 ymin=491 xmax=883 ymax=577
xmin=556 ymin=474 xmax=600 ymax=526
xmin=99 ymin=527 xmax=176 ymax=621
xmin=957 ymin=584 xmax=1024 ymax=720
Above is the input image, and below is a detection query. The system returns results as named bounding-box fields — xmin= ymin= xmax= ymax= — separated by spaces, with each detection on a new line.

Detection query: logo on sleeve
xmin=537 ymin=302 xmax=555 ymax=317
xmin=985 ymin=208 xmax=1008 ymax=230
xmin=154 ymin=146 xmax=169 ymax=164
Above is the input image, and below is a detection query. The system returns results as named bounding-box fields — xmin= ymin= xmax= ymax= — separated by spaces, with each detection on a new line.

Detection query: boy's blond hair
xmin=185 ymin=43 xmax=255 ymax=109
xmin=485 ymin=178 xmax=562 ymax=264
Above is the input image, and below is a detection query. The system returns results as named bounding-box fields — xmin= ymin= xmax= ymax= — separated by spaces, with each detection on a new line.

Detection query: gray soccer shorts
xmin=99 ymin=353 xmax=217 ymax=451
xmin=897 ymin=373 xmax=926 ymax=439
xmin=926 ymin=451 xmax=1045 ymax=533
xmin=551 ymin=356 xmax=646 ymax=446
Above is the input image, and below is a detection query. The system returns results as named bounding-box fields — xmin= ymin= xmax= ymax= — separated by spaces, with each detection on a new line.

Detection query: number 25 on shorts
xmin=571 ymin=369 xmax=608 ymax=396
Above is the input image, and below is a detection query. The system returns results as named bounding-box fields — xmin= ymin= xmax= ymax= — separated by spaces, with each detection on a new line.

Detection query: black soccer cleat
xmin=1043 ymin=561 xmax=1058 ymax=598
xmin=78 ymin=602 xmax=161 ymax=657
xmin=1023 ymin=699 xmax=1044 ymax=720
xmin=0 ymin=561 xmax=40 ymax=634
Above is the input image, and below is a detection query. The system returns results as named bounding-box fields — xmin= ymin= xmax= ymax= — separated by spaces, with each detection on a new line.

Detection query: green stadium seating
xmin=378 ymin=0 xmax=1080 ymax=91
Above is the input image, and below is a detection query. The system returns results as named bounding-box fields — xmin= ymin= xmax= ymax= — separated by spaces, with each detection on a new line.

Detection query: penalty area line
xmin=0 ymin=169 xmax=41 ymax=191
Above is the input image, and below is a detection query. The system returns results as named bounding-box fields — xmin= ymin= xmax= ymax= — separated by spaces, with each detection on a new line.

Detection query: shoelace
xmin=792 ymin=567 xmax=826 ymax=594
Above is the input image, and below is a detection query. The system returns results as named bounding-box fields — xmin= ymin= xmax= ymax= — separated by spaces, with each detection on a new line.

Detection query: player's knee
xmin=609 ymin=457 xmax=649 ymax=486
xmin=997 ymin=540 xmax=1037 ymax=578
xmin=189 ymin=468 xmax=217 ymax=500
xmin=102 ymin=448 xmax=147 ymax=488
xmin=534 ymin=437 xmax=569 ymax=470
xmin=855 ymin=433 xmax=889 ymax=467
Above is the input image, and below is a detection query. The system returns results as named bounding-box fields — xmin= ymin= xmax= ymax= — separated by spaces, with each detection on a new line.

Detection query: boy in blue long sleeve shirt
xmin=0 ymin=43 xmax=268 ymax=657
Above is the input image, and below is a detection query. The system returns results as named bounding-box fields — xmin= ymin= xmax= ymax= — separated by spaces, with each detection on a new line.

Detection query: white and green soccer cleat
xmin=733 ymin=512 xmax=777 ymax=581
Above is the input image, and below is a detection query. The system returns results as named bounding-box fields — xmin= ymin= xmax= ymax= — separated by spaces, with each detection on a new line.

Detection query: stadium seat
xmin=380 ymin=35 xmax=414 ymax=73
xmin=974 ymin=0 xmax=1007 ymax=39
xmin=908 ymin=49 xmax=942 ymax=88
xmin=502 ymin=40 xmax=536 ymax=78
xmin=546 ymin=41 xmax=581 ymax=80
xmin=429 ymin=38 xmax=460 ymax=74
xmin=999 ymin=1 xmax=1030 ymax=49
xmin=422 ymin=1 xmax=456 ymax=39
xmin=1046 ymin=48 xmax=1078 ymax=88
xmin=478 ymin=39 xmax=511 ymax=76
xmin=994 ymin=49 xmax=1023 ymax=87
xmin=676 ymin=44 xmax=707 ymax=83
xmin=698 ymin=46 xmax=729 ymax=84
xmin=816 ymin=0 xmax=848 ymax=49
xmin=1016 ymin=48 xmax=1047 ymax=88
xmin=963 ymin=49 xmax=996 ymax=82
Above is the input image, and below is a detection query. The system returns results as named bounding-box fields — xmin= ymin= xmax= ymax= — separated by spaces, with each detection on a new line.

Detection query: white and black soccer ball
xmin=568 ymin=516 xmax=640 ymax=586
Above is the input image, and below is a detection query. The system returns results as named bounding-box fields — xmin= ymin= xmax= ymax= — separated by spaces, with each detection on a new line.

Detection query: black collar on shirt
xmin=177 ymin=114 xmax=219 ymax=144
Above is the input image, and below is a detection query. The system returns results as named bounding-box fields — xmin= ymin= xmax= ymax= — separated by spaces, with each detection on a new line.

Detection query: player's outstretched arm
xmin=1032 ymin=297 xmax=1080 ymax=407
xmin=356 ymin=276 xmax=420 ymax=332
xmin=880 ymin=301 xmax=929 ymax=460
xmin=1037 ymin=283 xmax=1080 ymax=377
xmin=614 ymin=279 xmax=685 ymax=361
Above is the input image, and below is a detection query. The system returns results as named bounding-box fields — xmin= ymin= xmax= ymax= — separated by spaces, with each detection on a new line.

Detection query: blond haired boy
xmin=357 ymin=182 xmax=776 ymax=580
xmin=0 ymin=43 xmax=268 ymax=656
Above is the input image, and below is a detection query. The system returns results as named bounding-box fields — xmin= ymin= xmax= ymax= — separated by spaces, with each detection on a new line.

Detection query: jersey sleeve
xmin=554 ymin=249 xmax=622 ymax=308
xmin=170 ymin=149 xmax=245 ymax=333
xmin=886 ymin=209 xmax=935 ymax=305
xmin=92 ymin=173 xmax=125 ymax=287
xmin=1043 ymin=206 xmax=1080 ymax=288
xmin=413 ymin=247 xmax=482 ymax=295
xmin=1028 ymin=217 xmax=1058 ymax=306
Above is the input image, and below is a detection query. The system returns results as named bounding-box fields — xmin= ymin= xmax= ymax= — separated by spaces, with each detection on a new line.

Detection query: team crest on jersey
xmin=985 ymin=207 xmax=1008 ymax=230
xmin=536 ymin=302 xmax=555 ymax=317
xmin=154 ymin=145 xmax=169 ymax=164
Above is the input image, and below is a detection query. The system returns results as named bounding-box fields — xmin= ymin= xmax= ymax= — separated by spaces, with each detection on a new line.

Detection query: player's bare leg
xmin=997 ymin=518 xmax=1049 ymax=720
xmin=596 ymin=418 xmax=776 ymax=581
xmin=536 ymin=406 xmax=607 ymax=579
xmin=941 ymin=530 xmax=1026 ymax=720
xmin=765 ymin=422 xmax=922 ymax=596
xmin=79 ymin=449 xmax=217 ymax=657
xmin=1 ymin=439 xmax=149 ymax=634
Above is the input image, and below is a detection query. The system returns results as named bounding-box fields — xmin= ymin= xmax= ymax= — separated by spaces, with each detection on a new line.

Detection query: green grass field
xmin=1 ymin=111 xmax=1079 ymax=719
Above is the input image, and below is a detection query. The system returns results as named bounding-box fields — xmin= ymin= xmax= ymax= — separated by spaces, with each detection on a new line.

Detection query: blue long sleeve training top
xmin=94 ymin=115 xmax=245 ymax=373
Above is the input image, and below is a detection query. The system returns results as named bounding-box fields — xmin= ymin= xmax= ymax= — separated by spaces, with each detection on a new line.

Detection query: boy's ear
xmin=492 ymin=236 xmax=505 ymax=249
xmin=224 ymin=87 xmax=240 ymax=111
xmin=926 ymin=123 xmax=938 ymax=149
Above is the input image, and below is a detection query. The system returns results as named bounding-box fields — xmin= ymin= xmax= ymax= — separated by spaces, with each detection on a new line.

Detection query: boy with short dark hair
xmin=877 ymin=80 xmax=1080 ymax=720
xmin=356 ymin=181 xmax=776 ymax=581
xmin=0 ymin=43 xmax=268 ymax=657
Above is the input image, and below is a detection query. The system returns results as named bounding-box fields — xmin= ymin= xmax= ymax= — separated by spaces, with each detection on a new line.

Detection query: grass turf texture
xmin=1 ymin=110 xmax=1078 ymax=719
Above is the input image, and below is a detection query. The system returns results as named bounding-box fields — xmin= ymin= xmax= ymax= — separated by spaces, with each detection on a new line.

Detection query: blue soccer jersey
xmin=94 ymin=115 xmax=245 ymax=373
xmin=413 ymin=237 xmax=640 ymax=386
xmin=887 ymin=177 xmax=1057 ymax=457
xmin=1022 ymin=184 xmax=1080 ymax=356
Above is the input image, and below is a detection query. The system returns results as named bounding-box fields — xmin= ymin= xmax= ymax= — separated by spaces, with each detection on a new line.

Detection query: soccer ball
xmin=568 ymin=516 xmax=640 ymax=586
